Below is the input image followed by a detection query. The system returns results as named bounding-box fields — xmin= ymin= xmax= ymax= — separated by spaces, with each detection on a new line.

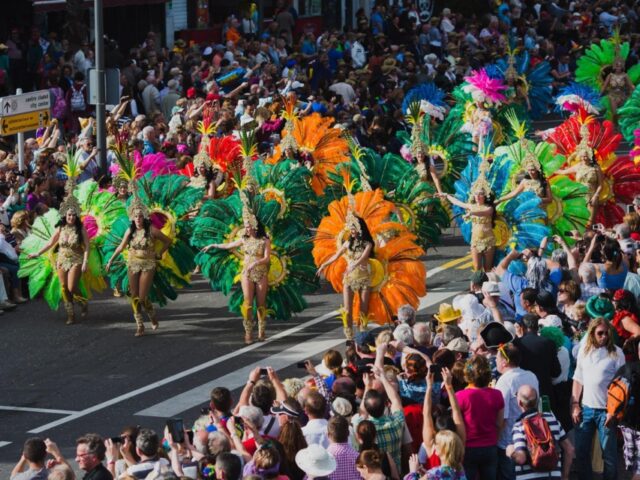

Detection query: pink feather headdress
xmin=462 ymin=69 xmax=507 ymax=106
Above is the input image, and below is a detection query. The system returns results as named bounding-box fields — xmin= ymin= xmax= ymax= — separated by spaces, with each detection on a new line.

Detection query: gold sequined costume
xmin=575 ymin=163 xmax=599 ymax=196
xmin=607 ymin=73 xmax=629 ymax=106
xmin=470 ymin=206 xmax=496 ymax=252
xmin=522 ymin=178 xmax=544 ymax=196
xmin=57 ymin=226 xmax=84 ymax=271
xmin=127 ymin=229 xmax=157 ymax=273
xmin=343 ymin=241 xmax=372 ymax=291
xmin=242 ymin=236 xmax=268 ymax=283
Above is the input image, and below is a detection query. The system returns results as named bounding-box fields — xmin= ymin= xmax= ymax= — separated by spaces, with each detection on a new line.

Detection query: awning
xmin=33 ymin=0 xmax=167 ymax=13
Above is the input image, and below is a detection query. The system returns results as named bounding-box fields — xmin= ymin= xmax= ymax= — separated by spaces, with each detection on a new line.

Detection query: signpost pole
xmin=16 ymin=88 xmax=24 ymax=172
xmin=94 ymin=0 xmax=107 ymax=175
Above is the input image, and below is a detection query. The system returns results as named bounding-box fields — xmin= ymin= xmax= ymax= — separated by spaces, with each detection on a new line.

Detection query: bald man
xmin=505 ymin=385 xmax=574 ymax=480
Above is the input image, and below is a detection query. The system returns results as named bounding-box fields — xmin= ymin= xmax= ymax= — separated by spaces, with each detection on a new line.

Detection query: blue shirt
xmin=142 ymin=140 xmax=155 ymax=156
xmin=502 ymin=271 xmax=528 ymax=318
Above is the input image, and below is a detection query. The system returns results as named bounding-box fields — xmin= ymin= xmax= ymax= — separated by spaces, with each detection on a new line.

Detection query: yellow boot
xmin=240 ymin=303 xmax=254 ymax=345
xmin=359 ymin=312 xmax=372 ymax=332
xmin=257 ymin=306 xmax=268 ymax=342
xmin=338 ymin=306 xmax=354 ymax=341
xmin=143 ymin=298 xmax=158 ymax=330
xmin=131 ymin=296 xmax=144 ymax=337
xmin=73 ymin=294 xmax=88 ymax=319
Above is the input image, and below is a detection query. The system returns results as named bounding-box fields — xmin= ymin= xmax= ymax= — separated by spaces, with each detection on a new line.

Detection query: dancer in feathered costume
xmin=438 ymin=169 xmax=496 ymax=272
xmin=397 ymin=105 xmax=475 ymax=194
xmin=493 ymin=118 xmax=588 ymax=243
xmin=180 ymin=124 xmax=238 ymax=199
xmin=459 ymin=69 xmax=507 ymax=151
xmin=201 ymin=190 xmax=272 ymax=344
xmin=194 ymin=136 xmax=318 ymax=342
xmin=401 ymin=102 xmax=444 ymax=194
xmin=314 ymin=188 xmax=425 ymax=339
xmin=575 ymin=32 xmax=640 ymax=122
xmin=103 ymin=145 xmax=199 ymax=336
xmin=267 ymin=94 xmax=349 ymax=195
xmin=441 ymin=151 xmax=549 ymax=270
xmin=20 ymin=148 xmax=106 ymax=323
xmin=547 ymin=113 xmax=636 ymax=227
xmin=494 ymin=44 xmax=553 ymax=119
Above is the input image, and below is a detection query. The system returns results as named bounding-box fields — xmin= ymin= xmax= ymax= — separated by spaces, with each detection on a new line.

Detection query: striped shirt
xmin=512 ymin=411 xmax=566 ymax=479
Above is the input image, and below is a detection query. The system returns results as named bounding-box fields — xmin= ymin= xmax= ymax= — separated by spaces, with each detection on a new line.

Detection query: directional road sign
xmin=0 ymin=109 xmax=50 ymax=136
xmin=0 ymin=90 xmax=51 ymax=117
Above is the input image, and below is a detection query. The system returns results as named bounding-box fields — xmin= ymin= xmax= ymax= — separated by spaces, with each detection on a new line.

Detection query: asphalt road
xmin=0 ymin=230 xmax=471 ymax=475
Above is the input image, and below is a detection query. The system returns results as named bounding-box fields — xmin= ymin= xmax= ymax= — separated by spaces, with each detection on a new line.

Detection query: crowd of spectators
xmin=6 ymin=0 xmax=640 ymax=479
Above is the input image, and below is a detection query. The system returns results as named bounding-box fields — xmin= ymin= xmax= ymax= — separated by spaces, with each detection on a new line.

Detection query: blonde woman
xmin=407 ymin=430 xmax=466 ymax=480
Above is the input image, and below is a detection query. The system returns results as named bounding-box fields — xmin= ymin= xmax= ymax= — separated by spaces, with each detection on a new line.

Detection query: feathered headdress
xmin=521 ymin=146 xmax=541 ymax=171
xmin=240 ymin=189 xmax=258 ymax=230
xmin=193 ymin=119 xmax=215 ymax=170
xmin=405 ymin=101 xmax=427 ymax=158
xmin=470 ymin=171 xmax=492 ymax=196
xmin=462 ymin=68 xmax=507 ymax=106
xmin=110 ymin=138 xmax=149 ymax=220
xmin=280 ymin=92 xmax=299 ymax=153
xmin=347 ymin=136 xmax=372 ymax=192
xmin=59 ymin=147 xmax=83 ymax=217
xmin=575 ymin=121 xmax=594 ymax=161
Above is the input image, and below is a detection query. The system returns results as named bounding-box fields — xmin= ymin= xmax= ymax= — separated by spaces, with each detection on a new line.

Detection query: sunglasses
xmin=558 ymin=289 xmax=566 ymax=293
xmin=595 ymin=330 xmax=609 ymax=337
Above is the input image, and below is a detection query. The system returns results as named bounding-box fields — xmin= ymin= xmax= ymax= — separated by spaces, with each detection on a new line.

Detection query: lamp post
xmin=94 ymin=0 xmax=107 ymax=175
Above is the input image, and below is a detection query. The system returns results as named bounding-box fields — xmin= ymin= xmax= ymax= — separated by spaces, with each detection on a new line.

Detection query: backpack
xmin=522 ymin=413 xmax=559 ymax=471
xmin=607 ymin=365 xmax=640 ymax=426
xmin=70 ymin=84 xmax=86 ymax=112
xmin=51 ymin=87 xmax=66 ymax=119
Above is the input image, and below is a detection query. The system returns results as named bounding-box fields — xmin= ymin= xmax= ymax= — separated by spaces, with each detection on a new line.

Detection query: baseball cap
xmin=446 ymin=337 xmax=470 ymax=353
xmin=482 ymin=281 xmax=501 ymax=297
xmin=331 ymin=397 xmax=353 ymax=417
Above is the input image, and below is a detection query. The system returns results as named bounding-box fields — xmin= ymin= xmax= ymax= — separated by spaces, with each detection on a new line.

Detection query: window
xmin=298 ymin=0 xmax=321 ymax=17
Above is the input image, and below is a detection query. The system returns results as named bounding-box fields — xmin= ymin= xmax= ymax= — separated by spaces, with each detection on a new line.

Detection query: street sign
xmin=0 ymin=109 xmax=50 ymax=136
xmin=0 ymin=90 xmax=51 ymax=117
xmin=88 ymin=68 xmax=121 ymax=106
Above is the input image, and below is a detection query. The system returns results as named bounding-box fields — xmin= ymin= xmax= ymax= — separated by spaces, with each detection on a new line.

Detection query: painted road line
xmin=30 ymin=255 xmax=466 ymax=433
xmin=427 ymin=254 xmax=471 ymax=277
xmin=136 ymin=289 xmax=461 ymax=418
xmin=0 ymin=441 xmax=11 ymax=448
xmin=455 ymin=260 xmax=474 ymax=270
xmin=28 ymin=309 xmax=338 ymax=434
xmin=0 ymin=406 xmax=79 ymax=415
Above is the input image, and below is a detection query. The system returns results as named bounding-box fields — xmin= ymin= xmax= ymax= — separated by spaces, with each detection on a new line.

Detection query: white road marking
xmin=28 ymin=309 xmax=338 ymax=434
xmin=29 ymin=257 xmax=465 ymax=433
xmin=0 ymin=406 xmax=79 ymax=415
xmin=0 ymin=441 xmax=11 ymax=448
xmin=135 ymin=290 xmax=459 ymax=418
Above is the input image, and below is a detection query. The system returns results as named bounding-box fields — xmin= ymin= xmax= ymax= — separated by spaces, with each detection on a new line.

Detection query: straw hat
xmin=434 ymin=303 xmax=462 ymax=323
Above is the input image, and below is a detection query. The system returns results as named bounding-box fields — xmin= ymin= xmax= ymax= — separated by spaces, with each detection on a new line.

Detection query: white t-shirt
xmin=302 ymin=418 xmax=329 ymax=447
xmin=495 ymin=367 xmax=539 ymax=449
xmin=573 ymin=344 xmax=625 ymax=408
xmin=553 ymin=346 xmax=570 ymax=385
